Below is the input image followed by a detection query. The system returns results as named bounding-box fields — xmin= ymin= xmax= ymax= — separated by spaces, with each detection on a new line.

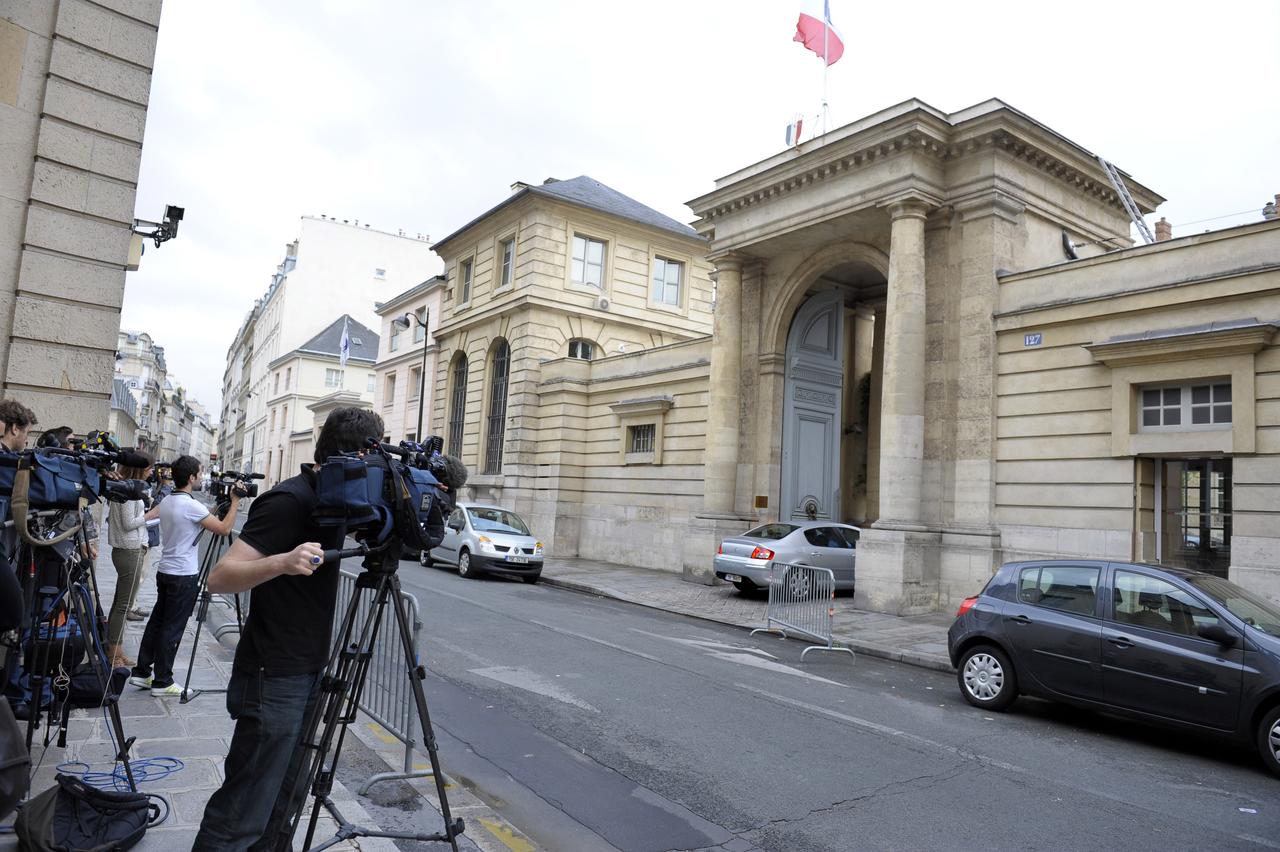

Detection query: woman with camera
xmin=105 ymin=452 xmax=160 ymax=668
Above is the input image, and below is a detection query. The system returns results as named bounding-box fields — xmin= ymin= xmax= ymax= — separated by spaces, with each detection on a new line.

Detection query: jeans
xmin=130 ymin=572 xmax=197 ymax=688
xmin=106 ymin=547 xmax=146 ymax=646
xmin=193 ymin=668 xmax=322 ymax=852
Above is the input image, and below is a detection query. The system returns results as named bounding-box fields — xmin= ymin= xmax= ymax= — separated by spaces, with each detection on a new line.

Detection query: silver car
xmin=713 ymin=521 xmax=860 ymax=594
xmin=424 ymin=502 xmax=544 ymax=584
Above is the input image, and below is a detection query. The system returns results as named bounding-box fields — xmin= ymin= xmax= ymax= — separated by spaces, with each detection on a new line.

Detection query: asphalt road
xmin=383 ymin=561 xmax=1278 ymax=852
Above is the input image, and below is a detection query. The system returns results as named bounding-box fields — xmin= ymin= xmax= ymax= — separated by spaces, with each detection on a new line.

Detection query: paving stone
xmin=134 ymin=736 xmax=228 ymax=760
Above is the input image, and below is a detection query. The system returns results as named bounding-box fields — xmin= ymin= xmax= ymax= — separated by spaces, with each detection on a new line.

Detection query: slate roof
xmin=433 ymin=176 xmax=701 ymax=250
xmin=296 ymin=315 xmax=379 ymax=363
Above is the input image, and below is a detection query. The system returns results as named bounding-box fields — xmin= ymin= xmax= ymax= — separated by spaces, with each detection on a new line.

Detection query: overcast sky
xmin=122 ymin=0 xmax=1280 ymax=410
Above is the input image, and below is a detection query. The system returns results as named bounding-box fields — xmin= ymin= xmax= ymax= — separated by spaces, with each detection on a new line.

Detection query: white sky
xmin=122 ymin=0 xmax=1280 ymax=410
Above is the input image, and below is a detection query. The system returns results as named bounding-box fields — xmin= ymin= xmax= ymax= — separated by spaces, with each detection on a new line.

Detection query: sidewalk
xmin=539 ymin=557 xmax=956 ymax=672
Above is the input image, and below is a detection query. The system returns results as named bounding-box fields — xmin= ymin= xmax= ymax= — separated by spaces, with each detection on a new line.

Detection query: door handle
xmin=1107 ymin=636 xmax=1134 ymax=649
xmin=1010 ymin=614 xmax=1032 ymax=625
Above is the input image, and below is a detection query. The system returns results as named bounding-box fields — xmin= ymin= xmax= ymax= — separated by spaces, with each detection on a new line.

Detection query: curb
xmin=537 ymin=574 xmax=957 ymax=674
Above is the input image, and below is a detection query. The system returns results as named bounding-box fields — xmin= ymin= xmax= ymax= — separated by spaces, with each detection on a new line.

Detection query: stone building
xmin=429 ymin=176 xmax=715 ymax=567
xmin=373 ymin=276 xmax=445 ymax=445
xmin=0 ymin=1 xmax=162 ymax=430
xmin=114 ymin=329 xmax=167 ymax=453
xmin=261 ymin=314 xmax=378 ymax=487
xmin=217 ymin=216 xmax=439 ymax=473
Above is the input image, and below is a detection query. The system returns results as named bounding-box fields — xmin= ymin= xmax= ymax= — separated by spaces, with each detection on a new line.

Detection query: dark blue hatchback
xmin=947 ymin=560 xmax=1280 ymax=777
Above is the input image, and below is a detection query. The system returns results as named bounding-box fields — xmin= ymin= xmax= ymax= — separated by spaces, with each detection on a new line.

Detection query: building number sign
xmin=1024 ymin=333 xmax=1043 ymax=347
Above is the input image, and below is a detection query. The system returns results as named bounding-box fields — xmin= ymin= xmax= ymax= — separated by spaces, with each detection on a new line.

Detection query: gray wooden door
xmin=780 ymin=291 xmax=844 ymax=522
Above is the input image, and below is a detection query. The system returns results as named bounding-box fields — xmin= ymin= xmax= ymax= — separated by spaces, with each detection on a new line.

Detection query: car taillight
xmin=717 ymin=543 xmax=723 ymax=555
xmin=750 ymin=546 xmax=774 ymax=560
xmin=956 ymin=595 xmax=979 ymax=617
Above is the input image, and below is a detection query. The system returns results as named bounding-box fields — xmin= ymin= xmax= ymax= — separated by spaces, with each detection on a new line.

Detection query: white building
xmin=219 ymin=216 xmax=441 ymax=473
xmin=373 ymin=277 xmax=445 ymax=445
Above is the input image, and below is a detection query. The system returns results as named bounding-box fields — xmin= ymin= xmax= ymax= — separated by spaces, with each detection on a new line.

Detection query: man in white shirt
xmin=129 ymin=455 xmax=242 ymax=698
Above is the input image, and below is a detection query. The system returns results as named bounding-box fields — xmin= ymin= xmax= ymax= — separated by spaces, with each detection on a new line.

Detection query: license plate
xmin=722 ymin=573 xmax=742 ymax=583
xmin=506 ymin=555 xmax=529 ymax=564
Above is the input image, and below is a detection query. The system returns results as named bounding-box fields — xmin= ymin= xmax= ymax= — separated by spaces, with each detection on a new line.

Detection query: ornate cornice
xmin=1085 ymin=320 xmax=1278 ymax=367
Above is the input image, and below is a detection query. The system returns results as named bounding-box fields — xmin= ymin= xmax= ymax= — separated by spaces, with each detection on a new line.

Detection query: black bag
xmin=67 ymin=664 xmax=128 ymax=709
xmin=0 ymin=695 xmax=29 ymax=822
xmin=15 ymin=774 xmax=163 ymax=851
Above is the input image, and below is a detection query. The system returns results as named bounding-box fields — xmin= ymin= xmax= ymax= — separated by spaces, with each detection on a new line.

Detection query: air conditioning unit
xmin=596 ymin=296 xmax=610 ymax=311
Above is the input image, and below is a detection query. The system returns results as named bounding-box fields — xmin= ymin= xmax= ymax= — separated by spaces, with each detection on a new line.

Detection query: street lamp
xmin=391 ymin=309 xmax=430 ymax=442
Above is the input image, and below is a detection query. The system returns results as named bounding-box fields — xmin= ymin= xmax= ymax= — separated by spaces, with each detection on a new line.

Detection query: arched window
xmin=567 ymin=339 xmax=594 ymax=360
xmin=484 ymin=340 xmax=510 ymax=474
xmin=447 ymin=353 xmax=468 ymax=457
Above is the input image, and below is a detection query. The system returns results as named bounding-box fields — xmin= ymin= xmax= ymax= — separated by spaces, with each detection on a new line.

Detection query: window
xmin=459 ymin=258 xmax=473 ymax=303
xmin=285 ymin=367 xmax=292 ymax=389
xmin=374 ymin=267 xmax=386 ymax=278
xmin=282 ymin=404 xmax=288 ymax=431
xmin=568 ymin=339 xmax=594 ymax=360
xmin=484 ymin=340 xmax=510 ymax=474
xmin=1140 ymin=382 xmax=1231 ymax=431
xmin=406 ymin=432 xmax=416 ymax=444
xmin=499 ymin=237 xmax=515 ymax=289
xmin=324 ymin=368 xmax=343 ymax=388
xmin=803 ymin=527 xmax=854 ymax=549
xmin=571 ymin=234 xmax=605 ymax=287
xmin=1113 ymin=571 xmax=1221 ymax=637
xmin=366 ymin=373 xmax=375 ymax=393
xmin=385 ymin=373 xmax=396 ymax=404
xmin=627 ymin=423 xmax=655 ymax=454
xmin=273 ymin=372 xmax=280 ymax=394
xmin=269 ymin=409 xmax=276 ymax=433
xmin=448 ymin=355 xmax=468 ymax=457
xmin=413 ymin=307 xmax=427 ymax=343
xmin=651 ymin=257 xmax=683 ymax=306
xmin=390 ymin=323 xmax=401 ymax=352
xmin=409 ymin=366 xmax=421 ymax=401
xmin=1017 ymin=564 xmax=1099 ymax=616
xmin=744 ymin=524 xmax=799 ymax=540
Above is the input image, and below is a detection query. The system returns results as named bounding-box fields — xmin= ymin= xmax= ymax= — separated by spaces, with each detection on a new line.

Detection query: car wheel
xmin=522 ymin=574 xmax=540 ymax=585
xmin=457 ymin=550 xmax=474 ymax=579
xmin=733 ymin=580 xmax=758 ymax=594
xmin=1257 ymin=704 xmax=1280 ymax=777
xmin=419 ymin=550 xmax=432 ymax=567
xmin=957 ymin=644 xmax=1018 ymax=711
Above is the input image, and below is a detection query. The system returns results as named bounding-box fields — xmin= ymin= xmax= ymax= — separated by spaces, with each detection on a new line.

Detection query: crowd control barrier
xmin=332 ymin=568 xmax=433 ymax=794
xmin=750 ymin=561 xmax=855 ymax=661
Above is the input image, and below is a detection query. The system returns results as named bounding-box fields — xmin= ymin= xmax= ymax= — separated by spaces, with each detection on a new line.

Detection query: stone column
xmin=703 ymin=256 xmax=743 ymax=515
xmin=876 ymin=200 xmax=930 ymax=527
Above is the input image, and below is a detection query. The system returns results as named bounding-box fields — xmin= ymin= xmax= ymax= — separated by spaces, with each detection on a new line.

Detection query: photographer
xmin=128 ymin=455 xmax=241 ymax=698
xmin=193 ymin=407 xmax=382 ymax=852
xmin=0 ymin=401 xmax=36 ymax=693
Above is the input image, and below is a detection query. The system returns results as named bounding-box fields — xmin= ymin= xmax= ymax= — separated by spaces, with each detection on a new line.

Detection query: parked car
xmin=948 ymin=559 xmax=1280 ymax=776
xmin=713 ymin=521 xmax=859 ymax=594
xmin=423 ymin=502 xmax=543 ymax=584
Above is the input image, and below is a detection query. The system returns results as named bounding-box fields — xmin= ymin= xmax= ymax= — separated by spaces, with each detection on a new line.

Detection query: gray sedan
xmin=713 ymin=521 xmax=859 ymax=594
xmin=424 ymin=502 xmax=544 ymax=583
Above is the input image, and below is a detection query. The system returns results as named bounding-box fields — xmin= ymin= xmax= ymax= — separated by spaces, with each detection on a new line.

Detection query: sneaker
xmin=124 ymin=610 xmax=145 ymax=622
xmin=127 ymin=675 xmax=152 ymax=689
xmin=150 ymin=683 xmax=196 ymax=699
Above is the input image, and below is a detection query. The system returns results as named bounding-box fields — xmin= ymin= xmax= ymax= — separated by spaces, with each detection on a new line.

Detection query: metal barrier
xmin=332 ymin=569 xmax=433 ymax=794
xmin=750 ymin=561 xmax=854 ymax=661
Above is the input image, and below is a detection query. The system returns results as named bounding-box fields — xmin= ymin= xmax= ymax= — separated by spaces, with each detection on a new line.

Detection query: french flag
xmin=794 ymin=0 xmax=844 ymax=66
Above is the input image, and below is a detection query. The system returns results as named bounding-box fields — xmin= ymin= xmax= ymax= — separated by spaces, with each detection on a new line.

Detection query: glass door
xmin=1156 ymin=457 xmax=1232 ymax=577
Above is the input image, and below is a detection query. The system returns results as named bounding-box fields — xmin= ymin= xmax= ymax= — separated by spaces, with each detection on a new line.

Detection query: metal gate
xmin=751 ymin=561 xmax=854 ymax=661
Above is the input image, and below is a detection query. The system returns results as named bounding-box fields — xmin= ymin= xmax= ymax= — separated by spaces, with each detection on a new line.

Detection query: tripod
xmin=278 ymin=542 xmax=463 ymax=851
xmin=22 ymin=534 xmax=138 ymax=791
xmin=179 ymin=502 xmax=241 ymax=704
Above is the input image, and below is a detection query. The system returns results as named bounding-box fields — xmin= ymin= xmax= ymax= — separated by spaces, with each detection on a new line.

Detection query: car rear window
xmin=744 ymin=524 xmax=798 ymax=541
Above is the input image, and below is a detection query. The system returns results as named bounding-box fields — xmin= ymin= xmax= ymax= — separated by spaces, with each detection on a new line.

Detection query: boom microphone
xmin=436 ymin=455 xmax=468 ymax=490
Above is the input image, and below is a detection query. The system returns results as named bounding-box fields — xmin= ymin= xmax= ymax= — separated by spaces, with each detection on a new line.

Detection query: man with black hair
xmin=129 ymin=455 xmax=242 ymax=698
xmin=0 ymin=400 xmax=37 ymax=455
xmin=194 ymin=406 xmax=384 ymax=852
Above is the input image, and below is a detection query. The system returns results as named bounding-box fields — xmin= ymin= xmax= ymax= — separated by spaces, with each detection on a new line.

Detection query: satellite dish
xmin=1062 ymin=230 xmax=1079 ymax=261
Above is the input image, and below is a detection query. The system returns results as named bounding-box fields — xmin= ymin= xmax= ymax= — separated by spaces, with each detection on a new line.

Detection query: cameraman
xmin=128 ymin=455 xmax=242 ymax=698
xmin=193 ymin=407 xmax=382 ymax=852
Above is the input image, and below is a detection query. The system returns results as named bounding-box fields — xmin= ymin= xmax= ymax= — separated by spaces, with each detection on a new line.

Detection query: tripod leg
xmin=71 ymin=582 xmax=137 ymax=791
xmin=385 ymin=573 xmax=463 ymax=849
xmin=180 ymin=530 xmax=225 ymax=702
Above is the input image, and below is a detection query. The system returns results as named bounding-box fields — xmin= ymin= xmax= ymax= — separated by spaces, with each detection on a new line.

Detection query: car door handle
xmin=1010 ymin=614 xmax=1032 ymax=625
xmin=1107 ymin=636 xmax=1134 ymax=649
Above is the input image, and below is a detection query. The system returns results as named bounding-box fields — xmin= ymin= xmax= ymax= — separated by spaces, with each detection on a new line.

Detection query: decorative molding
xmin=955 ymin=191 xmax=1026 ymax=224
xmin=609 ymin=395 xmax=674 ymax=416
xmin=1086 ymin=320 xmax=1278 ymax=367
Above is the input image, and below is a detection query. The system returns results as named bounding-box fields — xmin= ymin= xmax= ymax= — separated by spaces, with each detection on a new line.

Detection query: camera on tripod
xmin=208 ymin=469 xmax=263 ymax=515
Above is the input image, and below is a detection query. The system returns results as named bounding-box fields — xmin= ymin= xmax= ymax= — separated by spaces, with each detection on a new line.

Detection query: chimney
xmin=1263 ymin=193 xmax=1279 ymax=221
xmin=1154 ymin=217 xmax=1173 ymax=241
xmin=510 ymin=181 xmax=530 ymax=195
xmin=542 ymin=177 xmax=560 ymax=185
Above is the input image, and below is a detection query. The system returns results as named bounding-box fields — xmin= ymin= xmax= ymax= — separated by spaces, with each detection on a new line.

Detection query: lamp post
xmin=391 ymin=309 xmax=430 ymax=442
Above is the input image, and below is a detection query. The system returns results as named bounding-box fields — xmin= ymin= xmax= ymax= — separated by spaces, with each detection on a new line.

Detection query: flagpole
xmin=821 ymin=2 xmax=829 ymax=136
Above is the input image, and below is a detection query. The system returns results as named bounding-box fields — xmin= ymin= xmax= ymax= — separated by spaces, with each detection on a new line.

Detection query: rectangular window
xmin=1141 ymin=382 xmax=1231 ymax=431
xmin=651 ymin=257 xmax=683 ymax=306
xmin=1016 ymin=564 xmax=1099 ymax=616
xmin=627 ymin=423 xmax=656 ymax=454
xmin=499 ymin=237 xmax=515 ymax=288
xmin=571 ymin=235 xmax=605 ymax=287
xmin=273 ymin=372 xmax=280 ymax=394
xmin=374 ymin=267 xmax=386 ymax=278
xmin=282 ymin=405 xmax=288 ymax=431
xmin=389 ymin=324 xmax=401 ymax=352
xmin=413 ymin=307 xmax=427 ymax=343
xmin=460 ymin=259 xmax=473 ymax=303
xmin=324 ymin=368 xmax=343 ymax=388
xmin=385 ymin=374 xmax=397 ymax=403
xmin=285 ymin=367 xmax=292 ymax=389
xmin=367 ymin=373 xmax=375 ymax=393
xmin=409 ymin=366 xmax=421 ymax=400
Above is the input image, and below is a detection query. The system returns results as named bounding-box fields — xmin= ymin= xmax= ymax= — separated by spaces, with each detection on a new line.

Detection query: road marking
xmin=631 ymin=631 xmax=845 ymax=686
xmin=527 ymin=619 xmax=665 ymax=663
xmin=629 ymin=630 xmax=780 ymax=660
xmin=477 ymin=816 xmax=537 ymax=852
xmin=737 ymin=684 xmax=1025 ymax=773
xmin=365 ymin=722 xmax=398 ymax=745
xmin=469 ymin=666 xmax=600 ymax=713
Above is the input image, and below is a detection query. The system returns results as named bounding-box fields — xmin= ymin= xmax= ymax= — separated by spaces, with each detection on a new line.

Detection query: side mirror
xmin=1197 ymin=623 xmax=1237 ymax=646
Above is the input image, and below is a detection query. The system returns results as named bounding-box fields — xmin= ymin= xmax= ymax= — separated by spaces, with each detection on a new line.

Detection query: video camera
xmin=313 ymin=435 xmax=466 ymax=571
xmin=209 ymin=469 xmax=263 ymax=502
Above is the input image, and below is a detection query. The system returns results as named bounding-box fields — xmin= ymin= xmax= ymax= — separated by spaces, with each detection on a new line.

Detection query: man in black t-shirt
xmin=193 ymin=407 xmax=383 ymax=852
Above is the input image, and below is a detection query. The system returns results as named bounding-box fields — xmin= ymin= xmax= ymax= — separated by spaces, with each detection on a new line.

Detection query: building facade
xmin=373 ymin=277 xmax=444 ymax=445
xmin=217 ymin=216 xmax=439 ymax=473
xmin=0 ymin=1 xmax=162 ymax=430
xmin=107 ymin=377 xmax=138 ymax=449
xmin=261 ymin=315 xmax=378 ymax=487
